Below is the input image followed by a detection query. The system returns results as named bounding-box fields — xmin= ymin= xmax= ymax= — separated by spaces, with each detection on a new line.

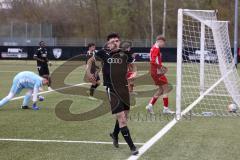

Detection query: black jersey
xmin=95 ymin=49 xmax=134 ymax=87
xmin=34 ymin=47 xmax=48 ymax=67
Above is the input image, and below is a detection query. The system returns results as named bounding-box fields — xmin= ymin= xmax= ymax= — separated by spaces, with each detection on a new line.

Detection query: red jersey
xmin=150 ymin=44 xmax=162 ymax=67
xmin=149 ymin=44 xmax=168 ymax=85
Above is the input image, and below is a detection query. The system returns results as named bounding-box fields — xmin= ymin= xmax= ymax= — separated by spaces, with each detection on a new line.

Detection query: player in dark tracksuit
xmin=33 ymin=41 xmax=52 ymax=91
xmin=86 ymin=33 xmax=138 ymax=155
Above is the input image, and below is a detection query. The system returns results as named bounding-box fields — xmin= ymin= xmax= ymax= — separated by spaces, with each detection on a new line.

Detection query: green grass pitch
xmin=0 ymin=60 xmax=240 ymax=160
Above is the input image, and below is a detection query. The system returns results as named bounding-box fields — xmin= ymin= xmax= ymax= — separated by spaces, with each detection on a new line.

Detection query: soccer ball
xmin=227 ymin=103 xmax=238 ymax=113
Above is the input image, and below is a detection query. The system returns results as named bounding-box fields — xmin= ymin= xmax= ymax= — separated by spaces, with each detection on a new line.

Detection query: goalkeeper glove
xmin=38 ymin=95 xmax=44 ymax=101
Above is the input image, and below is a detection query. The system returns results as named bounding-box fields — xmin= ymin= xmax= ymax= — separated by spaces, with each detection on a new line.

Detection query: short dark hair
xmin=87 ymin=43 xmax=95 ymax=48
xmin=39 ymin=41 xmax=45 ymax=46
xmin=156 ymin=35 xmax=166 ymax=41
xmin=107 ymin=33 xmax=120 ymax=41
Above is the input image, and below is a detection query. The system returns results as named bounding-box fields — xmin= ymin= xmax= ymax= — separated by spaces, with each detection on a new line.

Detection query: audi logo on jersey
xmin=107 ymin=58 xmax=123 ymax=64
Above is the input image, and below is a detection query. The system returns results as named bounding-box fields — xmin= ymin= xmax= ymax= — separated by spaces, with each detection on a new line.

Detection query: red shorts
xmin=151 ymin=69 xmax=168 ymax=85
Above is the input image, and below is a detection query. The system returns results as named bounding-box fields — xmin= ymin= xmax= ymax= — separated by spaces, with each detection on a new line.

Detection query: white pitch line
xmin=0 ymin=71 xmax=21 ymax=73
xmin=11 ymin=82 xmax=89 ymax=101
xmin=0 ymin=138 xmax=144 ymax=145
xmin=127 ymin=118 xmax=178 ymax=160
xmin=0 ymin=70 xmax=86 ymax=74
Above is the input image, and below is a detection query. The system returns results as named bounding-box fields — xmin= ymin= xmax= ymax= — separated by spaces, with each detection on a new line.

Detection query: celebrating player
xmin=85 ymin=43 xmax=101 ymax=100
xmin=86 ymin=33 xmax=138 ymax=155
xmin=33 ymin=41 xmax=52 ymax=91
xmin=146 ymin=35 xmax=175 ymax=114
xmin=0 ymin=71 xmax=49 ymax=110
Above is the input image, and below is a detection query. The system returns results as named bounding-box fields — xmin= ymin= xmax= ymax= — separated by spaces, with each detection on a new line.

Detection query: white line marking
xmin=11 ymin=83 xmax=89 ymax=101
xmin=0 ymin=138 xmax=144 ymax=145
xmin=127 ymin=118 xmax=178 ymax=160
xmin=0 ymin=71 xmax=21 ymax=73
xmin=0 ymin=71 xmax=86 ymax=74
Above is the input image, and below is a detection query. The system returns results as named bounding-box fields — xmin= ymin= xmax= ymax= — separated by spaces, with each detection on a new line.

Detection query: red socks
xmin=149 ymin=96 xmax=169 ymax=107
xmin=163 ymin=97 xmax=168 ymax=107
xmin=149 ymin=96 xmax=158 ymax=105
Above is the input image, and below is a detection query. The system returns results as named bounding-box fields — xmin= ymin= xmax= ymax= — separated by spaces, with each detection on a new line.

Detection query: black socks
xmin=120 ymin=126 xmax=135 ymax=150
xmin=113 ymin=120 xmax=120 ymax=137
xmin=90 ymin=84 xmax=99 ymax=96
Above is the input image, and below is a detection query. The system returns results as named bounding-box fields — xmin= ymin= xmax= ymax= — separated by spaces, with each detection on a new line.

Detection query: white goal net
xmin=176 ymin=9 xmax=240 ymax=117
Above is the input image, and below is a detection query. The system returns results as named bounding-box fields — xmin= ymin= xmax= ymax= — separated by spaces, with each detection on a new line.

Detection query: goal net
xmin=176 ymin=9 xmax=240 ymax=117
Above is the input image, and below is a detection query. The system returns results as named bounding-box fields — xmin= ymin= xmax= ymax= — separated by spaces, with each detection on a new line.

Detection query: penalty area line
xmin=0 ymin=138 xmax=144 ymax=145
xmin=11 ymin=82 xmax=89 ymax=101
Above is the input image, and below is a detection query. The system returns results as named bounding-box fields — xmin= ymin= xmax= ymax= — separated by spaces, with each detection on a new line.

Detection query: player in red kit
xmin=146 ymin=35 xmax=175 ymax=114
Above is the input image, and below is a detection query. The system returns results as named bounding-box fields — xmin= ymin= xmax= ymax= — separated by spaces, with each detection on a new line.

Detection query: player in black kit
xmin=33 ymin=41 xmax=52 ymax=91
xmin=86 ymin=33 xmax=138 ymax=155
xmin=85 ymin=43 xmax=100 ymax=100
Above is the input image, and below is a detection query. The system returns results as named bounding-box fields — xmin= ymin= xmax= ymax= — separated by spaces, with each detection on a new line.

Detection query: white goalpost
xmin=176 ymin=9 xmax=240 ymax=117
xmin=128 ymin=9 xmax=240 ymax=160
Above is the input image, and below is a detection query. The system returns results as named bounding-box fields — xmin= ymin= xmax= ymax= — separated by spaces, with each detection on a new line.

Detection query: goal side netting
xmin=176 ymin=9 xmax=240 ymax=117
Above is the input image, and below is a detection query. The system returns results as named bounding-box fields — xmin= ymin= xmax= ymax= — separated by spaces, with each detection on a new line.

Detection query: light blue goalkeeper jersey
xmin=11 ymin=71 xmax=43 ymax=94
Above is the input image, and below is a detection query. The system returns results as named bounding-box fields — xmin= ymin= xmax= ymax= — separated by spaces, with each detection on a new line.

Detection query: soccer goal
xmin=176 ymin=9 xmax=240 ymax=117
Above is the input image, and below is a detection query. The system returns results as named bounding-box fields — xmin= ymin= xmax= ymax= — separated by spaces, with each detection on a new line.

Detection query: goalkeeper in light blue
xmin=0 ymin=71 xmax=49 ymax=110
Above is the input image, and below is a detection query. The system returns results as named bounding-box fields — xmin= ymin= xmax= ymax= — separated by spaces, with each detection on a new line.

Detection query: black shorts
xmin=37 ymin=66 xmax=49 ymax=76
xmin=106 ymin=86 xmax=130 ymax=114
